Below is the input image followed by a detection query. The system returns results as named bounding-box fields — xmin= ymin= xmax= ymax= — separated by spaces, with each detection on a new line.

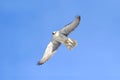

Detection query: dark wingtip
xmin=37 ymin=61 xmax=44 ymax=65
xmin=75 ymin=15 xmax=81 ymax=20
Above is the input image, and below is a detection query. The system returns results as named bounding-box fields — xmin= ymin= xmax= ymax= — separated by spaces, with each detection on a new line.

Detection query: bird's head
xmin=52 ymin=31 xmax=56 ymax=35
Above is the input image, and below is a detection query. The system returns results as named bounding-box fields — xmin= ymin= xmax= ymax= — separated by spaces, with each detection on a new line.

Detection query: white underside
xmin=53 ymin=31 xmax=77 ymax=50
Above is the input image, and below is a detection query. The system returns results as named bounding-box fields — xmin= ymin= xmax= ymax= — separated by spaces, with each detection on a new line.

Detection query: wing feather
xmin=38 ymin=40 xmax=61 ymax=65
xmin=60 ymin=16 xmax=81 ymax=36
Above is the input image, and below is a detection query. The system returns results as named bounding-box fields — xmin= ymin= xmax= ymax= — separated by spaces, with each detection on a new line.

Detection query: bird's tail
xmin=64 ymin=38 xmax=77 ymax=50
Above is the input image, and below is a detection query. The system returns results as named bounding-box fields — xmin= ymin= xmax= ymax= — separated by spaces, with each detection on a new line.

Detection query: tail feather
xmin=64 ymin=38 xmax=77 ymax=50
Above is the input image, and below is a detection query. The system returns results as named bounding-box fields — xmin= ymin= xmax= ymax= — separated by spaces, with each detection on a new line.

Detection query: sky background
xmin=0 ymin=0 xmax=120 ymax=80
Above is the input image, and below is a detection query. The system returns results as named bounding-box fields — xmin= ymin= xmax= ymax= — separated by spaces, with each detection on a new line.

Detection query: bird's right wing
xmin=38 ymin=40 xmax=61 ymax=65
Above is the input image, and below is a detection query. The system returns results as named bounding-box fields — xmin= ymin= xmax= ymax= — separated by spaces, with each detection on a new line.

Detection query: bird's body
xmin=53 ymin=31 xmax=68 ymax=43
xmin=53 ymin=31 xmax=77 ymax=50
xmin=38 ymin=16 xmax=81 ymax=65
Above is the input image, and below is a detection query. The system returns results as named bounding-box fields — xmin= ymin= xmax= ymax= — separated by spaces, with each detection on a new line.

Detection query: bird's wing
xmin=60 ymin=16 xmax=81 ymax=36
xmin=38 ymin=40 xmax=61 ymax=65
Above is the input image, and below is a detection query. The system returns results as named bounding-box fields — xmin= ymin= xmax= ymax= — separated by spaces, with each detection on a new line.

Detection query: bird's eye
xmin=52 ymin=31 xmax=56 ymax=35
xmin=52 ymin=32 xmax=54 ymax=35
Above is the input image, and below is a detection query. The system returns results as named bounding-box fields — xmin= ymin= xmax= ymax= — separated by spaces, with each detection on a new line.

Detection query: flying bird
xmin=38 ymin=16 xmax=81 ymax=65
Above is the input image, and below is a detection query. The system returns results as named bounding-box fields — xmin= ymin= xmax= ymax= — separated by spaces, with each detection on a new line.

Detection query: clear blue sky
xmin=0 ymin=0 xmax=120 ymax=80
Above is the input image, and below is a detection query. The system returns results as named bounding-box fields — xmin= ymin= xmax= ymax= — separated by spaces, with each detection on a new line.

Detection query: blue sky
xmin=0 ymin=0 xmax=120 ymax=80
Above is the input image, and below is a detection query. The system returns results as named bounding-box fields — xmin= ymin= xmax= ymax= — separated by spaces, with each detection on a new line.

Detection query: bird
xmin=38 ymin=16 xmax=81 ymax=65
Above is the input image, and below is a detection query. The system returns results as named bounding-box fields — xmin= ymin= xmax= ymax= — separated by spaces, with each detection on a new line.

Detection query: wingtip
xmin=75 ymin=15 xmax=81 ymax=20
xmin=37 ymin=61 xmax=44 ymax=65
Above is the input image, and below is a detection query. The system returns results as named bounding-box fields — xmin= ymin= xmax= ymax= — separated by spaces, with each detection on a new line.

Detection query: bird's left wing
xmin=60 ymin=16 xmax=81 ymax=36
xmin=38 ymin=40 xmax=61 ymax=65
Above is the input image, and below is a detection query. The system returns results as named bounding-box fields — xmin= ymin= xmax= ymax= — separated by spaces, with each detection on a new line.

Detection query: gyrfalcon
xmin=38 ymin=16 xmax=81 ymax=65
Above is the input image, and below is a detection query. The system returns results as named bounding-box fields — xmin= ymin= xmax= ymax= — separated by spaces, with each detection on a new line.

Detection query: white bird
xmin=38 ymin=16 xmax=81 ymax=65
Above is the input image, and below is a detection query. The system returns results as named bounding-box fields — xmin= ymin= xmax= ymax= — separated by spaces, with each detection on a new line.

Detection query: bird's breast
xmin=53 ymin=32 xmax=68 ymax=43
